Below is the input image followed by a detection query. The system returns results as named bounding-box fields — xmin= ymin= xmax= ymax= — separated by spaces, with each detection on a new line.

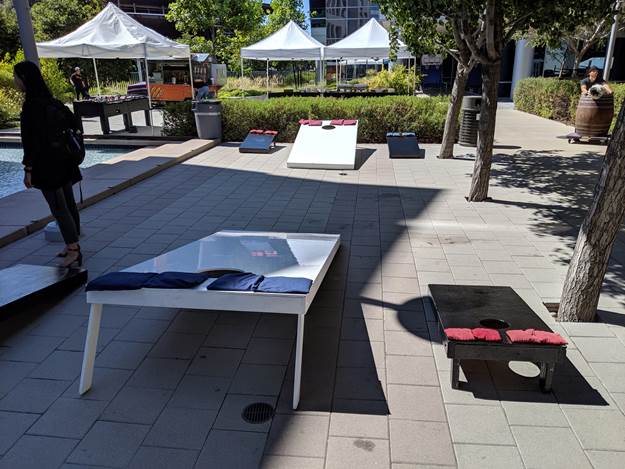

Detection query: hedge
xmin=163 ymin=95 xmax=450 ymax=143
xmin=514 ymin=77 xmax=625 ymax=130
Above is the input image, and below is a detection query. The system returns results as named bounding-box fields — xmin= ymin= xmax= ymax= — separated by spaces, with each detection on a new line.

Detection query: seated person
xmin=580 ymin=66 xmax=613 ymax=96
xmin=194 ymin=80 xmax=211 ymax=101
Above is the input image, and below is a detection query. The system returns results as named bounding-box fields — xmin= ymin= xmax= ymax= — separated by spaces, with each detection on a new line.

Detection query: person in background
xmin=195 ymin=80 xmax=211 ymax=101
xmin=70 ymin=67 xmax=90 ymax=100
xmin=580 ymin=65 xmax=613 ymax=96
xmin=15 ymin=61 xmax=83 ymax=268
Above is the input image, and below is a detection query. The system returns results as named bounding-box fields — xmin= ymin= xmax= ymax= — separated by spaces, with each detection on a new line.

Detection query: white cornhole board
xmin=79 ymin=230 xmax=340 ymax=410
xmin=287 ymin=120 xmax=358 ymax=169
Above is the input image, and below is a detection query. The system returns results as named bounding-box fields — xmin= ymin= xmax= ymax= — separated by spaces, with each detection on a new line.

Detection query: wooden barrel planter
xmin=575 ymin=94 xmax=614 ymax=137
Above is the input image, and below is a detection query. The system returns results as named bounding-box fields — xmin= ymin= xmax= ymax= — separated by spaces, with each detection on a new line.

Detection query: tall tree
xmin=0 ymin=0 xmax=20 ymax=58
xmin=166 ymin=0 xmax=264 ymax=65
xmin=31 ymin=0 xmax=102 ymax=42
xmin=266 ymin=0 xmax=306 ymax=33
xmin=558 ymin=100 xmax=625 ymax=322
xmin=379 ymin=2 xmax=475 ymax=159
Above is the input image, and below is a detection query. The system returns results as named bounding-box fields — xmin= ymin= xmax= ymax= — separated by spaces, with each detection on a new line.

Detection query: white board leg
xmin=292 ymin=314 xmax=305 ymax=410
xmin=79 ymin=303 xmax=103 ymax=395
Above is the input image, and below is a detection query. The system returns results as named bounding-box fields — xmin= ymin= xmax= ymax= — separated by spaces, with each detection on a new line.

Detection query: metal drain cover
xmin=241 ymin=402 xmax=275 ymax=424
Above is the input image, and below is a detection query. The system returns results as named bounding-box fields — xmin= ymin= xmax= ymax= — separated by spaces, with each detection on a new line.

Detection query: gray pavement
xmin=1 ymin=107 xmax=624 ymax=468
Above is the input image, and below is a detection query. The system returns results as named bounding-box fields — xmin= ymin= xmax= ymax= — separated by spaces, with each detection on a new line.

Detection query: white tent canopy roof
xmin=325 ymin=18 xmax=411 ymax=59
xmin=241 ymin=21 xmax=324 ymax=61
xmin=36 ymin=2 xmax=190 ymax=59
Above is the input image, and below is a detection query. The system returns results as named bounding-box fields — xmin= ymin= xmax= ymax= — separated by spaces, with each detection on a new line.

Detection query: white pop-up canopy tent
xmin=324 ymin=18 xmax=411 ymax=60
xmin=241 ymin=20 xmax=324 ymax=91
xmin=37 ymin=2 xmax=191 ymax=101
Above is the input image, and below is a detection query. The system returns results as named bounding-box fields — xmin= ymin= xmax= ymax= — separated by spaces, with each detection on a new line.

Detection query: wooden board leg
xmin=451 ymin=358 xmax=460 ymax=389
xmin=79 ymin=304 xmax=103 ymax=395
xmin=292 ymin=314 xmax=305 ymax=410
xmin=539 ymin=362 xmax=555 ymax=392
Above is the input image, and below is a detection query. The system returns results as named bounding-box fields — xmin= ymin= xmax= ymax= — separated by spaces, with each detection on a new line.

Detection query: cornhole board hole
xmin=429 ymin=284 xmax=567 ymax=392
xmin=386 ymin=132 xmax=426 ymax=158
xmin=0 ymin=264 xmax=87 ymax=313
xmin=287 ymin=120 xmax=358 ymax=170
xmin=79 ymin=230 xmax=340 ymax=410
xmin=239 ymin=130 xmax=278 ymax=154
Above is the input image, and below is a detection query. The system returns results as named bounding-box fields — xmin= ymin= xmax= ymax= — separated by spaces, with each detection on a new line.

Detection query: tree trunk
xmin=467 ymin=61 xmax=501 ymax=201
xmin=439 ymin=63 xmax=471 ymax=159
xmin=557 ymin=101 xmax=625 ymax=322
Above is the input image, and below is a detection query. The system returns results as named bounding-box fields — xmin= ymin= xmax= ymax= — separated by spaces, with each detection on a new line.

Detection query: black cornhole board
xmin=386 ymin=132 xmax=425 ymax=159
xmin=239 ymin=133 xmax=276 ymax=154
xmin=1 ymin=264 xmax=88 ymax=314
xmin=429 ymin=284 xmax=566 ymax=392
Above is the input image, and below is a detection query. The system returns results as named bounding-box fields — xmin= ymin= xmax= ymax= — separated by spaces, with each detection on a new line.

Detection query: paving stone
xmin=0 ymin=378 xmax=70 ymax=413
xmin=128 ymin=358 xmax=189 ymax=390
xmin=144 ymin=407 xmax=216 ymax=450
xmin=0 ymin=335 xmax=64 ymax=363
xmin=58 ymin=326 xmax=119 ymax=353
xmin=0 ymin=435 xmax=77 ymax=469
xmin=0 ymin=411 xmax=39 ymax=455
xmin=168 ymin=310 xmax=217 ymax=334
xmin=383 ymin=309 xmax=428 ymax=332
xmin=101 ymin=386 xmax=171 ymax=424
xmin=585 ymin=450 xmax=625 ymax=469
xmin=572 ymin=337 xmax=625 ymax=363
xmin=325 ymin=436 xmax=389 ymax=469
xmin=329 ymin=411 xmax=388 ymax=439
xmin=27 ymin=398 xmax=106 ymax=439
xmin=265 ymin=414 xmax=329 ymax=458
xmin=387 ymin=355 xmax=438 ymax=386
xmin=437 ymin=370 xmax=500 ymax=406
xmin=389 ymin=420 xmax=455 ymax=466
xmin=148 ymin=332 xmax=204 ymax=360
xmin=29 ymin=351 xmax=83 ymax=381
xmin=260 ymin=455 xmax=324 ymax=469
xmin=97 ymin=306 xmax=138 ymax=329
xmin=168 ymin=375 xmax=229 ymax=410
xmin=589 ymin=362 xmax=625 ymax=392
xmin=563 ymin=408 xmax=625 ymax=451
xmin=204 ymin=323 xmax=255 ymax=349
xmin=115 ymin=318 xmax=169 ymax=343
xmin=512 ymin=426 xmax=592 ymax=469
xmin=195 ymin=430 xmax=266 ymax=468
xmin=95 ymin=341 xmax=152 ymax=370
xmin=135 ymin=306 xmax=179 ymax=321
xmin=454 ymin=444 xmax=524 ymax=469
xmin=64 ymin=367 xmax=132 ymax=401
xmin=214 ymin=394 xmax=277 ymax=433
xmin=128 ymin=447 xmax=198 ymax=469
xmin=68 ymin=421 xmax=149 ymax=468
xmin=28 ymin=314 xmax=86 ymax=338
xmin=335 ymin=367 xmax=387 ymax=401
xmin=253 ymin=315 xmax=297 ymax=339
xmin=0 ymin=361 xmax=37 ymax=396
xmin=384 ymin=331 xmax=432 ymax=356
xmin=242 ymin=338 xmax=294 ymax=366
xmin=446 ymin=405 xmax=514 ymax=445
xmin=499 ymin=390 xmax=569 ymax=427
xmin=230 ymin=364 xmax=287 ymax=396
xmin=387 ymin=384 xmax=446 ymax=422
xmin=338 ymin=340 xmax=385 ymax=369
xmin=187 ymin=347 xmax=244 ymax=378
xmin=341 ymin=317 xmax=384 ymax=342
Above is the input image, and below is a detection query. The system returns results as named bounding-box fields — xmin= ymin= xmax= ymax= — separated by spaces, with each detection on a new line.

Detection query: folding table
xmin=79 ymin=231 xmax=340 ymax=409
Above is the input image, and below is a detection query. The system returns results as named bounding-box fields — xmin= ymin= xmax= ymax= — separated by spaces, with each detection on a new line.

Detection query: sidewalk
xmin=0 ymin=108 xmax=623 ymax=468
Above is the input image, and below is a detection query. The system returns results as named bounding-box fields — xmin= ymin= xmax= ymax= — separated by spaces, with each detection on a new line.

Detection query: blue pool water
xmin=0 ymin=144 xmax=135 ymax=199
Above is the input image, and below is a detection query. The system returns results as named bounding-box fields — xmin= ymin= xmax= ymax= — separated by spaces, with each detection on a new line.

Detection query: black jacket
xmin=20 ymin=96 xmax=82 ymax=190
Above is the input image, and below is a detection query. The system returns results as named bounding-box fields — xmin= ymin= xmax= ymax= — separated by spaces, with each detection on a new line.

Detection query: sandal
xmin=62 ymin=246 xmax=82 ymax=268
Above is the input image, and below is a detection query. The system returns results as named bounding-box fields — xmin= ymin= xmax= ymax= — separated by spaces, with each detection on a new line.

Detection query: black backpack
xmin=44 ymin=98 xmax=85 ymax=166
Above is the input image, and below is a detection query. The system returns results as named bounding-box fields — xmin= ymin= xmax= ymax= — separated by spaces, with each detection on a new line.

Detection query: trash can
xmin=458 ymin=95 xmax=481 ymax=147
xmin=193 ymin=100 xmax=222 ymax=140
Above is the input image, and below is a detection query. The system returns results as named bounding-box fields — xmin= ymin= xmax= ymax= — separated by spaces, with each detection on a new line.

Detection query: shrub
xmin=514 ymin=77 xmax=625 ymax=130
xmin=218 ymin=88 xmax=265 ymax=98
xmin=221 ymin=95 xmax=448 ymax=143
xmin=364 ymin=65 xmax=421 ymax=94
xmin=162 ymin=100 xmax=197 ymax=137
xmin=0 ymin=86 xmax=22 ymax=127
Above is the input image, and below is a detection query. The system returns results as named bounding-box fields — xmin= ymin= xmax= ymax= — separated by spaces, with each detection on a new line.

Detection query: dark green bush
xmin=514 ymin=77 xmax=625 ymax=130
xmin=162 ymin=101 xmax=197 ymax=137
xmin=221 ymin=95 xmax=449 ymax=143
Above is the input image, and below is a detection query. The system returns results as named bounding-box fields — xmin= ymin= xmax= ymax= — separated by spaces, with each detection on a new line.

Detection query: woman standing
xmin=14 ymin=61 xmax=83 ymax=268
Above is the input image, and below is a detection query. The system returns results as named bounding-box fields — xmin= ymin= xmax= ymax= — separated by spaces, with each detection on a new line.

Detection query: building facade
xmin=309 ymin=0 xmax=383 ymax=45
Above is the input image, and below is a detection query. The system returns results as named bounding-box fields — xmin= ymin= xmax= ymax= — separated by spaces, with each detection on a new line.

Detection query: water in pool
xmin=0 ymin=144 xmax=135 ymax=199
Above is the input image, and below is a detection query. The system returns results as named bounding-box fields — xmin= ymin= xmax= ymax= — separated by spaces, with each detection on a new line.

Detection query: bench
xmin=429 ymin=284 xmax=567 ymax=392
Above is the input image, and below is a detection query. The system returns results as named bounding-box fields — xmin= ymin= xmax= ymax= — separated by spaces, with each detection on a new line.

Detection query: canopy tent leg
xmin=413 ymin=57 xmax=417 ymax=95
xmin=240 ymin=56 xmax=243 ymax=82
xmin=145 ymin=57 xmax=154 ymax=136
xmin=266 ymin=59 xmax=269 ymax=95
xmin=136 ymin=59 xmax=143 ymax=82
xmin=92 ymin=58 xmax=101 ymax=96
xmin=188 ymin=56 xmax=194 ymax=100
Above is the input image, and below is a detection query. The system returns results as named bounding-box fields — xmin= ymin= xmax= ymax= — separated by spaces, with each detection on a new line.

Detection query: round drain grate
xmin=242 ymin=402 xmax=275 ymax=424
